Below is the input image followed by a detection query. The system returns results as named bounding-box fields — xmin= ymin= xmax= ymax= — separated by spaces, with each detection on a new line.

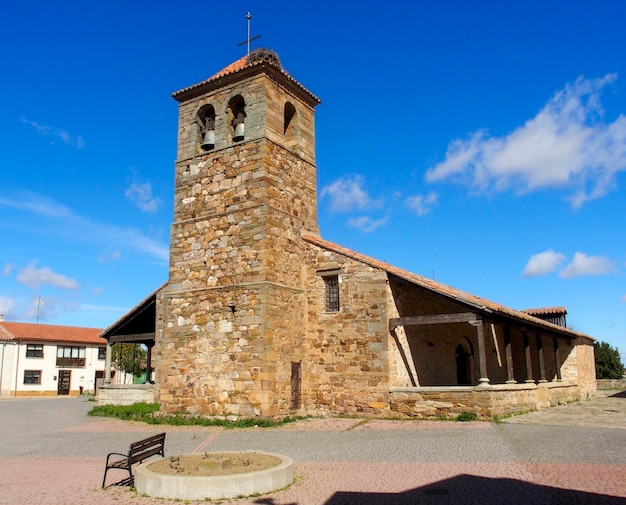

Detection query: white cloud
xmin=17 ymin=262 xmax=78 ymax=290
xmin=125 ymin=182 xmax=161 ymax=213
xmin=405 ymin=192 xmax=438 ymax=216
xmin=346 ymin=216 xmax=388 ymax=233
xmin=0 ymin=296 xmax=17 ymax=315
xmin=20 ymin=117 xmax=85 ymax=149
xmin=3 ymin=263 xmax=15 ymax=276
xmin=0 ymin=193 xmax=169 ymax=262
xmin=321 ymin=175 xmax=382 ymax=212
xmin=559 ymin=252 xmax=615 ymax=278
xmin=620 ymin=294 xmax=626 ymax=303
xmin=522 ymin=249 xmax=566 ymax=277
xmin=426 ymin=74 xmax=626 ymax=207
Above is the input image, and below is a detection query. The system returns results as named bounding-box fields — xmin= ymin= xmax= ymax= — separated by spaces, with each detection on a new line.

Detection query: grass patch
xmin=88 ymin=403 xmax=307 ymax=428
xmin=456 ymin=411 xmax=478 ymax=422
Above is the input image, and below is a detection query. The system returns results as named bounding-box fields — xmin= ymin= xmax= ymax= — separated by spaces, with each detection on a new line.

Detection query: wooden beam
xmin=389 ymin=312 xmax=478 ymax=330
xmin=107 ymin=333 xmax=155 ymax=343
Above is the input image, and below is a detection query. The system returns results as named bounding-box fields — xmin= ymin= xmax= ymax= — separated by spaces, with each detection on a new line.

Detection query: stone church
xmin=101 ymin=49 xmax=596 ymax=418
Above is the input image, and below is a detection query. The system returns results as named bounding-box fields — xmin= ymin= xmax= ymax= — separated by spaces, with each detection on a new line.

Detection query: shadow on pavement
xmin=254 ymin=475 xmax=626 ymax=505
xmin=610 ymin=390 xmax=626 ymax=398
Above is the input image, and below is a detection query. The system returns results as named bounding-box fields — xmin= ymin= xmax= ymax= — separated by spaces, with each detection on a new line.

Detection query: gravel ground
xmin=0 ymin=392 xmax=625 ymax=505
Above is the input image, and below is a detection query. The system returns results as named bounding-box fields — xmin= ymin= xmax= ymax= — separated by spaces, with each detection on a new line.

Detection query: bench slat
xmin=102 ymin=432 xmax=166 ymax=488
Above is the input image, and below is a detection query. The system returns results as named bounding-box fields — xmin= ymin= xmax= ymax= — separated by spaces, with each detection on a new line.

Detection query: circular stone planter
xmin=134 ymin=451 xmax=294 ymax=501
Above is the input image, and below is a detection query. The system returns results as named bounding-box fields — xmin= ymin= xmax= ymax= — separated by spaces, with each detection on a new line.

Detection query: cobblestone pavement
xmin=0 ymin=391 xmax=625 ymax=504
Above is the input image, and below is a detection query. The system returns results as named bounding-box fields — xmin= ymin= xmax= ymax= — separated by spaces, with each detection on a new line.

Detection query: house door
xmin=57 ymin=370 xmax=71 ymax=395
xmin=94 ymin=370 xmax=105 ymax=395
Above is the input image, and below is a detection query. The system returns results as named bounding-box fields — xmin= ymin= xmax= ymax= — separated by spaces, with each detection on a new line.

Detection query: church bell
xmin=201 ymin=130 xmax=215 ymax=150
xmin=233 ymin=122 xmax=245 ymax=142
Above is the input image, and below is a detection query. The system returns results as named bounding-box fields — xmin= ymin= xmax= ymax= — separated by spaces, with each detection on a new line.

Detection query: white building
xmin=0 ymin=319 xmax=112 ymax=397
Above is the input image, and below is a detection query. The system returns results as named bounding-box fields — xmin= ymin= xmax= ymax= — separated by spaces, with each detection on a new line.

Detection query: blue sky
xmin=1 ymin=1 xmax=625 ymax=359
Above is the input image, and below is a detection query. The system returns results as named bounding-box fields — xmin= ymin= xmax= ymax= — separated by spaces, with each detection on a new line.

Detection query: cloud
xmin=0 ymin=296 xmax=16 ymax=316
xmin=522 ymin=249 xmax=566 ymax=277
xmin=19 ymin=296 xmax=80 ymax=322
xmin=426 ymin=74 xmax=626 ymax=208
xmin=3 ymin=263 xmax=16 ymax=276
xmin=321 ymin=175 xmax=383 ymax=212
xmin=405 ymin=192 xmax=438 ymax=216
xmin=125 ymin=182 xmax=161 ymax=212
xmin=620 ymin=295 xmax=626 ymax=303
xmin=0 ymin=193 xmax=169 ymax=262
xmin=346 ymin=216 xmax=388 ymax=233
xmin=17 ymin=262 xmax=78 ymax=290
xmin=559 ymin=252 xmax=615 ymax=278
xmin=20 ymin=117 xmax=85 ymax=149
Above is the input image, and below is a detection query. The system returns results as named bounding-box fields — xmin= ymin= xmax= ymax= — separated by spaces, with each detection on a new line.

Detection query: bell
xmin=233 ymin=122 xmax=245 ymax=142
xmin=201 ymin=130 xmax=215 ymax=150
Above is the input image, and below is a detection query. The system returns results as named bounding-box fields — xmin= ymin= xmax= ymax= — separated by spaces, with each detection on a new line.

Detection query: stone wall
xmin=390 ymin=382 xmax=581 ymax=419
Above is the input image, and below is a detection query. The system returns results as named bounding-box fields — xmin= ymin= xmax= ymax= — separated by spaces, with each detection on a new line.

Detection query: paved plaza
xmin=0 ymin=391 xmax=625 ymax=504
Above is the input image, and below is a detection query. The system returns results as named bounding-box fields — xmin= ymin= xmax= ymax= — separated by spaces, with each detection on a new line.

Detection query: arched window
xmin=227 ymin=95 xmax=246 ymax=142
xmin=197 ymin=105 xmax=216 ymax=151
xmin=284 ymin=102 xmax=297 ymax=148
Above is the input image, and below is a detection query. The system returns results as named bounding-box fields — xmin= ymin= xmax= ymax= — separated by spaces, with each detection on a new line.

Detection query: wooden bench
xmin=102 ymin=432 xmax=166 ymax=487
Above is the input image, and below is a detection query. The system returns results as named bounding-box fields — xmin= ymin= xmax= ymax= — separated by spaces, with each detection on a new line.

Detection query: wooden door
xmin=57 ymin=370 xmax=71 ymax=395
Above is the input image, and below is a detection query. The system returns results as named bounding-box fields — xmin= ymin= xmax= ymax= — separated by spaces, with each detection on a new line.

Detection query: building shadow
xmin=609 ymin=390 xmax=626 ymax=398
xmin=253 ymin=475 xmax=626 ymax=505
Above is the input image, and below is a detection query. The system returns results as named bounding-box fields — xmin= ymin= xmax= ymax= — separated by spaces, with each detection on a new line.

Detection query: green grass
xmin=456 ymin=411 xmax=478 ymax=422
xmin=88 ymin=403 xmax=307 ymax=428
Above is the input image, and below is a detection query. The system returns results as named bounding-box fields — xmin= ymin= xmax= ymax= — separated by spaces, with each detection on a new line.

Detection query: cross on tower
xmin=238 ymin=12 xmax=261 ymax=56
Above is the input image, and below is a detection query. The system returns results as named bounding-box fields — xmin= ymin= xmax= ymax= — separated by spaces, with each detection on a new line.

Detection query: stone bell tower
xmin=155 ymin=49 xmax=321 ymax=416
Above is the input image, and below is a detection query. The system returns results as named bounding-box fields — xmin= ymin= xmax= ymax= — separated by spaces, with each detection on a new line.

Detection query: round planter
xmin=134 ymin=451 xmax=294 ymax=500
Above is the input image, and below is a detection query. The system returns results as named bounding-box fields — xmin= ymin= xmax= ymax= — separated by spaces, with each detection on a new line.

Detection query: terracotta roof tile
xmin=523 ymin=307 xmax=567 ymax=316
xmin=0 ymin=322 xmax=105 ymax=345
xmin=301 ymin=233 xmax=588 ymax=339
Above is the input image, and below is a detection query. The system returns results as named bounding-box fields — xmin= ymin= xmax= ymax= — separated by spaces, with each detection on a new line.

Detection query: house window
xmin=26 ymin=344 xmax=44 ymax=358
xmin=56 ymin=346 xmax=86 ymax=368
xmin=324 ymin=275 xmax=340 ymax=312
xmin=24 ymin=370 xmax=41 ymax=384
xmin=98 ymin=347 xmax=106 ymax=360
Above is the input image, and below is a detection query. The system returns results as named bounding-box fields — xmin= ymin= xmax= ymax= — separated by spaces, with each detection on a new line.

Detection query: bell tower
xmin=156 ymin=49 xmax=321 ymax=417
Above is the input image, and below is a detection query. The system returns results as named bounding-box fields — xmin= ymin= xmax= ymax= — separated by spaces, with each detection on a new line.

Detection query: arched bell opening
xmin=197 ymin=104 xmax=216 ymax=151
xmin=227 ymin=95 xmax=246 ymax=142
xmin=284 ymin=101 xmax=297 ymax=149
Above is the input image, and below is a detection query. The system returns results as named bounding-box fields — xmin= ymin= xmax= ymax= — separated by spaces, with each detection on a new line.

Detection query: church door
xmin=456 ymin=345 xmax=472 ymax=385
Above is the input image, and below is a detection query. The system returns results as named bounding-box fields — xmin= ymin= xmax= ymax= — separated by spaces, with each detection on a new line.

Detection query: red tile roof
xmin=0 ymin=322 xmax=105 ymax=345
xmin=523 ymin=307 xmax=567 ymax=316
xmin=301 ymin=233 xmax=589 ymax=340
xmin=172 ymin=51 xmax=321 ymax=105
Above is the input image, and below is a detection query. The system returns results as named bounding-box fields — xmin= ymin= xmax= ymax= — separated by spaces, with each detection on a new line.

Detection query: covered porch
xmin=98 ymin=286 xmax=162 ymax=405
xmin=386 ymin=274 xmax=595 ymax=418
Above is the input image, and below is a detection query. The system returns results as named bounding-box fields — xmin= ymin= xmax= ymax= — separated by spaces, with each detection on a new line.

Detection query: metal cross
xmin=238 ymin=12 xmax=261 ymax=55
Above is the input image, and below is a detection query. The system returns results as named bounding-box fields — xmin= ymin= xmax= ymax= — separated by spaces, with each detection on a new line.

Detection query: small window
xmin=98 ymin=347 xmax=106 ymax=360
xmin=24 ymin=370 xmax=41 ymax=384
xmin=26 ymin=344 xmax=44 ymax=358
xmin=324 ymin=275 xmax=340 ymax=312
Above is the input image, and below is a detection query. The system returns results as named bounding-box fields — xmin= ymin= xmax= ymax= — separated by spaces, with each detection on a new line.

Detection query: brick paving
xmin=0 ymin=392 xmax=625 ymax=504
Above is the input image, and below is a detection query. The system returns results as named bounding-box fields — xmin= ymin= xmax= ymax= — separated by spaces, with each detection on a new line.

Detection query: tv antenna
xmin=35 ymin=296 xmax=44 ymax=324
xmin=238 ymin=12 xmax=261 ymax=56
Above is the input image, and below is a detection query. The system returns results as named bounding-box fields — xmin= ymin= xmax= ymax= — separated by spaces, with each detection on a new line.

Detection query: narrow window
xmin=24 ymin=370 xmax=42 ymax=384
xmin=98 ymin=347 xmax=106 ymax=360
xmin=26 ymin=344 xmax=44 ymax=358
xmin=324 ymin=275 xmax=340 ymax=312
xmin=290 ymin=361 xmax=301 ymax=410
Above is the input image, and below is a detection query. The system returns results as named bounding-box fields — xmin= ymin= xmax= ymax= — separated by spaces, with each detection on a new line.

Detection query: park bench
xmin=101 ymin=432 xmax=166 ymax=487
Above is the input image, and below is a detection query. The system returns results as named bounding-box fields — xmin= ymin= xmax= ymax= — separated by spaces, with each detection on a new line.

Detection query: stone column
xmin=553 ymin=339 xmax=562 ymax=381
xmin=104 ymin=341 xmax=113 ymax=385
xmin=504 ymin=326 xmax=516 ymax=383
xmin=536 ymin=334 xmax=547 ymax=383
xmin=471 ymin=319 xmax=490 ymax=385
xmin=523 ymin=332 xmax=534 ymax=383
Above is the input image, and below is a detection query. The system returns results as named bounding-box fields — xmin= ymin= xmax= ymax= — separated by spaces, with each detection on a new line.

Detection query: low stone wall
xmin=97 ymin=384 xmax=155 ymax=405
xmin=597 ymin=378 xmax=626 ymax=390
xmin=389 ymin=382 xmax=581 ymax=419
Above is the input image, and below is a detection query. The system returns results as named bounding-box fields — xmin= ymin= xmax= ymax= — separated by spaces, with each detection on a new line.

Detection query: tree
xmin=594 ymin=341 xmax=624 ymax=379
xmin=112 ymin=343 xmax=147 ymax=380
